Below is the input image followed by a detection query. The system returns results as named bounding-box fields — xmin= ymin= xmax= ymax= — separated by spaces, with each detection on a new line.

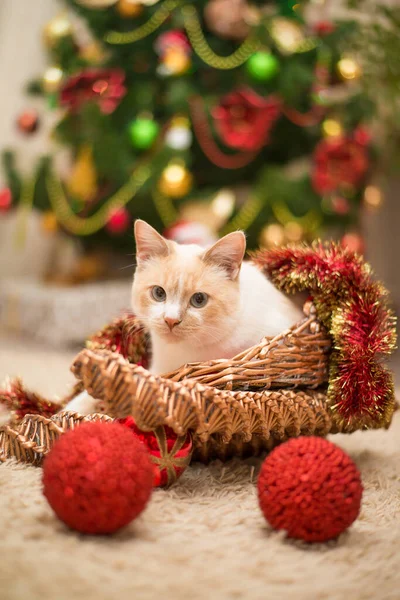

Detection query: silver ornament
xmin=165 ymin=126 xmax=193 ymax=151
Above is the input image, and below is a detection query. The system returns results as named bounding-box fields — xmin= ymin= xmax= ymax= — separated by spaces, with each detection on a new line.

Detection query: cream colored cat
xmin=64 ymin=220 xmax=302 ymax=414
xmin=132 ymin=220 xmax=302 ymax=375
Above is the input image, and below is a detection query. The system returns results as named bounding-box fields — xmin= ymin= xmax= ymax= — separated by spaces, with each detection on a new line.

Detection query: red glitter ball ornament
xmin=118 ymin=416 xmax=193 ymax=487
xmin=105 ymin=207 xmax=130 ymax=234
xmin=0 ymin=188 xmax=12 ymax=212
xmin=42 ymin=421 xmax=154 ymax=534
xmin=257 ymin=437 xmax=363 ymax=543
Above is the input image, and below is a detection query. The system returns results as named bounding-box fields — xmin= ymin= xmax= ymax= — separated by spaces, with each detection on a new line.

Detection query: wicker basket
xmin=0 ymin=301 xmax=336 ymax=464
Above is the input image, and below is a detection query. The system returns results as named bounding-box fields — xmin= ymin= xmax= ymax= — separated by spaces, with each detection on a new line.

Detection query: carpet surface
xmin=0 ymin=336 xmax=399 ymax=600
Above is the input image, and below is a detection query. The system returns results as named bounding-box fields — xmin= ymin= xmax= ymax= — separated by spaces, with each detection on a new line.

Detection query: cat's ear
xmin=134 ymin=220 xmax=169 ymax=266
xmin=203 ymin=231 xmax=246 ymax=280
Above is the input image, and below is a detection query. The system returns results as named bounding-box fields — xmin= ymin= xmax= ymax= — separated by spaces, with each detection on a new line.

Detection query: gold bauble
xmin=158 ymin=162 xmax=193 ymax=198
xmin=42 ymin=66 xmax=64 ymax=94
xmin=337 ymin=57 xmax=362 ymax=81
xmin=41 ymin=211 xmax=59 ymax=234
xmin=364 ymin=185 xmax=383 ymax=210
xmin=43 ymin=13 xmax=72 ymax=48
xmin=284 ymin=221 xmax=303 ymax=242
xmin=116 ymin=0 xmax=143 ymax=17
xmin=260 ymin=223 xmax=285 ymax=247
xmin=270 ymin=17 xmax=305 ymax=55
xmin=163 ymin=48 xmax=191 ymax=76
xmin=80 ymin=41 xmax=107 ymax=64
xmin=322 ymin=118 xmax=343 ymax=138
xmin=67 ymin=145 xmax=98 ymax=202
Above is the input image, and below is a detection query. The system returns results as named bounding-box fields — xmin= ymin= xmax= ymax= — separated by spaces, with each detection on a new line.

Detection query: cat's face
xmin=131 ymin=220 xmax=246 ymax=346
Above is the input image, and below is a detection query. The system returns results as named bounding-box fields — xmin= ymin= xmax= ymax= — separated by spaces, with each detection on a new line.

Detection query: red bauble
xmin=331 ymin=195 xmax=350 ymax=215
xmin=60 ymin=69 xmax=126 ymax=114
xmin=313 ymin=21 xmax=336 ymax=36
xmin=212 ymin=88 xmax=281 ymax=151
xmin=118 ymin=416 xmax=193 ymax=487
xmin=257 ymin=437 xmax=363 ymax=543
xmin=341 ymin=232 xmax=365 ymax=255
xmin=106 ymin=207 xmax=130 ymax=234
xmin=155 ymin=30 xmax=191 ymax=56
xmin=163 ymin=220 xmax=217 ymax=246
xmin=17 ymin=109 xmax=40 ymax=134
xmin=0 ymin=188 xmax=12 ymax=212
xmin=42 ymin=422 xmax=154 ymax=534
xmin=312 ymin=131 xmax=370 ymax=195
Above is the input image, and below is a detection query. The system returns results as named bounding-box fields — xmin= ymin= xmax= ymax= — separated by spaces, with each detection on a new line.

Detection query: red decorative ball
xmin=163 ymin=220 xmax=217 ymax=246
xmin=106 ymin=207 xmax=130 ymax=234
xmin=118 ymin=416 xmax=193 ymax=487
xmin=341 ymin=232 xmax=365 ymax=255
xmin=0 ymin=188 xmax=12 ymax=212
xmin=257 ymin=437 xmax=363 ymax=543
xmin=43 ymin=422 xmax=154 ymax=534
xmin=17 ymin=109 xmax=40 ymax=134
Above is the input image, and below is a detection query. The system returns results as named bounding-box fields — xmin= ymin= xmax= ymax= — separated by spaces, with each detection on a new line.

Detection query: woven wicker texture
xmin=70 ymin=347 xmax=335 ymax=461
xmin=0 ymin=412 xmax=112 ymax=465
xmin=164 ymin=301 xmax=331 ymax=389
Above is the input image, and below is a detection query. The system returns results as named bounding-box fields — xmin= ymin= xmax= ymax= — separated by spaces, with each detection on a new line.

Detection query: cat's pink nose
xmin=164 ymin=317 xmax=181 ymax=331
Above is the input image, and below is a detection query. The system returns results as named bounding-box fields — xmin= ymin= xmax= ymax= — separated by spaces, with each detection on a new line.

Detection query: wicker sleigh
xmin=0 ymin=301 xmax=344 ymax=464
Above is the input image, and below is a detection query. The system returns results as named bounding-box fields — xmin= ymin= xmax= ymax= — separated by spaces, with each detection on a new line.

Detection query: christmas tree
xmin=0 ymin=0 xmax=387 ymax=254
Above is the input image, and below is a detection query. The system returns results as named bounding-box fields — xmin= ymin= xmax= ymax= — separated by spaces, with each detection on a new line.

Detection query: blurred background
xmin=0 ymin=0 xmax=399 ymax=351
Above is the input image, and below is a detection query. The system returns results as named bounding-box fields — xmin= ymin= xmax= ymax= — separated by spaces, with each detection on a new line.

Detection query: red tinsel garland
xmin=252 ymin=242 xmax=396 ymax=430
xmin=0 ymin=379 xmax=61 ymax=424
xmin=86 ymin=312 xmax=150 ymax=369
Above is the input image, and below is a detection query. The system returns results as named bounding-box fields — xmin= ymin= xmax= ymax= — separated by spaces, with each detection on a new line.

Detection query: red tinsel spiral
xmin=257 ymin=437 xmax=363 ymax=543
xmin=42 ymin=422 xmax=154 ymax=534
xmin=252 ymin=242 xmax=396 ymax=430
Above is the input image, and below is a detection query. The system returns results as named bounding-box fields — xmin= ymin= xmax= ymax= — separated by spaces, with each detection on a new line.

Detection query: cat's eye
xmin=151 ymin=286 xmax=166 ymax=302
xmin=190 ymin=292 xmax=208 ymax=308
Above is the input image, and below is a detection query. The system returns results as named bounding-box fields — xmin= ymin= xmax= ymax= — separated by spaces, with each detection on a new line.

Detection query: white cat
xmin=132 ymin=220 xmax=302 ymax=374
xmin=64 ymin=220 xmax=302 ymax=414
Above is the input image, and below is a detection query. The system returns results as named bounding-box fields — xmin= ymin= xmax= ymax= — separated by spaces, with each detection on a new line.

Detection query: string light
xmin=337 ymin=57 xmax=361 ymax=81
xmin=43 ymin=66 xmax=64 ymax=93
xmin=211 ymin=189 xmax=235 ymax=220
xmin=364 ymin=185 xmax=383 ymax=210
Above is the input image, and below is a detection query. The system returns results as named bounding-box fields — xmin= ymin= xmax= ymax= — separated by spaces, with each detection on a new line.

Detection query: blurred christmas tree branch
xmin=345 ymin=0 xmax=400 ymax=163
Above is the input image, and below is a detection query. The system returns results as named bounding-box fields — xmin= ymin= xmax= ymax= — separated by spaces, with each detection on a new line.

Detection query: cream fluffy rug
xmin=1 ymin=336 xmax=399 ymax=600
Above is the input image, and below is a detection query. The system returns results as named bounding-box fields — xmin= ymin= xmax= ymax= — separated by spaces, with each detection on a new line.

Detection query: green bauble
xmin=246 ymin=52 xmax=279 ymax=82
xmin=129 ymin=118 xmax=159 ymax=150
